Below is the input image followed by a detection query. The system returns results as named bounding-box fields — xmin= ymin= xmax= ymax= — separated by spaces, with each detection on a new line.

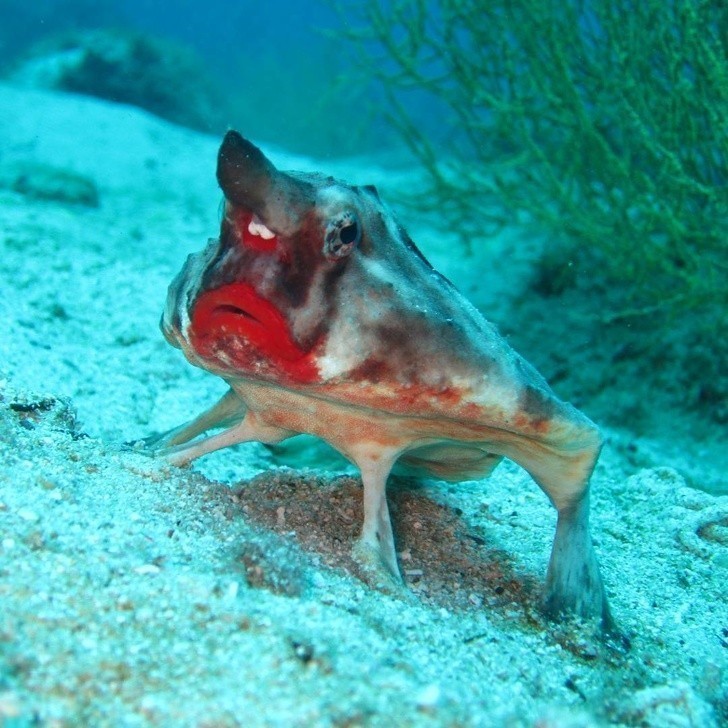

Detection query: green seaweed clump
xmin=345 ymin=0 xmax=727 ymax=320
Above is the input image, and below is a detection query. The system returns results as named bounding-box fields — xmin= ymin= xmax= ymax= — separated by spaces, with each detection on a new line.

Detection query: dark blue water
xmin=0 ymin=1 xmax=338 ymax=73
xmin=0 ymin=0 xmax=407 ymax=158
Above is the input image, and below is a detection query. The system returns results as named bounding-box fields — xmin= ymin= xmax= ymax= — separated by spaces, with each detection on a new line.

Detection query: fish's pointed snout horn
xmin=216 ymin=130 xmax=315 ymax=235
xmin=216 ymin=131 xmax=277 ymax=211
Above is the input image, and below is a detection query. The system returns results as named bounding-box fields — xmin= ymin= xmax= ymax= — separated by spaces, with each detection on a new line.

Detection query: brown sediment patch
xmin=232 ymin=469 xmax=541 ymax=619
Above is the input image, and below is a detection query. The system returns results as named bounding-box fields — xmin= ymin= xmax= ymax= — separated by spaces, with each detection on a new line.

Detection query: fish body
xmin=154 ymin=132 xmax=611 ymax=629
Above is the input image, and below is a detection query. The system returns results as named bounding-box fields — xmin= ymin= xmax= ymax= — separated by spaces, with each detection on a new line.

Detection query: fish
xmin=150 ymin=131 xmax=613 ymax=630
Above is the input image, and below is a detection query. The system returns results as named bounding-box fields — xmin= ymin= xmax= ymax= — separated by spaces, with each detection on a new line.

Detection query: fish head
xmin=163 ymin=131 xmax=490 ymax=396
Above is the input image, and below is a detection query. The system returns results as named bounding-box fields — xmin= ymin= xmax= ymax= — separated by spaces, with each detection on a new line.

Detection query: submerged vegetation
xmin=344 ymin=0 xmax=727 ymax=320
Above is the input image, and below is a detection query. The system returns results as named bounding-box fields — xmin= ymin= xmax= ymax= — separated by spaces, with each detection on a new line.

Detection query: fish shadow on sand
xmin=232 ymin=470 xmax=542 ymax=621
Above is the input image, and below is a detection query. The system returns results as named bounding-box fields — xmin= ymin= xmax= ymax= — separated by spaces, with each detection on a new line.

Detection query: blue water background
xmin=0 ymin=0 xmax=421 ymax=158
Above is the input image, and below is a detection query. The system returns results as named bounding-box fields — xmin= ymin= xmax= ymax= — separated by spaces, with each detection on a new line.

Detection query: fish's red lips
xmin=188 ymin=282 xmax=320 ymax=383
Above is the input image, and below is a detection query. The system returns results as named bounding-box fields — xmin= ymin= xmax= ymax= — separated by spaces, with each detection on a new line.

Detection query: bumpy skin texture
xmin=154 ymin=131 xmax=613 ymax=630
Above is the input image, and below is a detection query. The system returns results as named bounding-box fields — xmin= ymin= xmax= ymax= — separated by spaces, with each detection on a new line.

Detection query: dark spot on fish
xmin=520 ymin=384 xmax=556 ymax=423
xmin=349 ymin=357 xmax=390 ymax=383
xmin=280 ymin=212 xmax=328 ymax=308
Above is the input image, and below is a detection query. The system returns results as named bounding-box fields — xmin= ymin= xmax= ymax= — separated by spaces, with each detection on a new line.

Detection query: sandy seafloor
xmin=0 ymin=82 xmax=725 ymax=727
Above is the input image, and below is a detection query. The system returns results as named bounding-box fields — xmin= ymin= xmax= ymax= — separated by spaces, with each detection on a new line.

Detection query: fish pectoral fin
xmin=352 ymin=536 xmax=403 ymax=594
xmin=133 ymin=388 xmax=294 ymax=468
xmin=350 ymin=449 xmax=404 ymax=593
xmin=135 ymin=388 xmax=246 ymax=453
xmin=543 ymin=495 xmax=615 ymax=635
xmin=158 ymin=413 xmax=294 ymax=467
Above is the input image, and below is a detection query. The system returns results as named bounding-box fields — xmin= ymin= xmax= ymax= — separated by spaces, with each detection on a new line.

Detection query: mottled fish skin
xmin=154 ymin=131 xmax=615 ymax=633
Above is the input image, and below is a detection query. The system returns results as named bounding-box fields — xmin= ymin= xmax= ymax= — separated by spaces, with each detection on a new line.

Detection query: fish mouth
xmin=212 ymin=303 xmax=263 ymax=324
xmin=188 ymin=282 xmax=310 ymax=363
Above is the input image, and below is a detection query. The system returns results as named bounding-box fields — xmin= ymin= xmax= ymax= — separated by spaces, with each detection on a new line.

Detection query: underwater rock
xmin=0 ymin=161 xmax=99 ymax=207
xmin=4 ymin=390 xmax=79 ymax=436
xmin=5 ymin=29 xmax=228 ymax=132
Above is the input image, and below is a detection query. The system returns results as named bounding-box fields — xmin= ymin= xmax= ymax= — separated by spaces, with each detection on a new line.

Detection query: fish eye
xmin=340 ymin=222 xmax=359 ymax=245
xmin=324 ymin=212 xmax=361 ymax=260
